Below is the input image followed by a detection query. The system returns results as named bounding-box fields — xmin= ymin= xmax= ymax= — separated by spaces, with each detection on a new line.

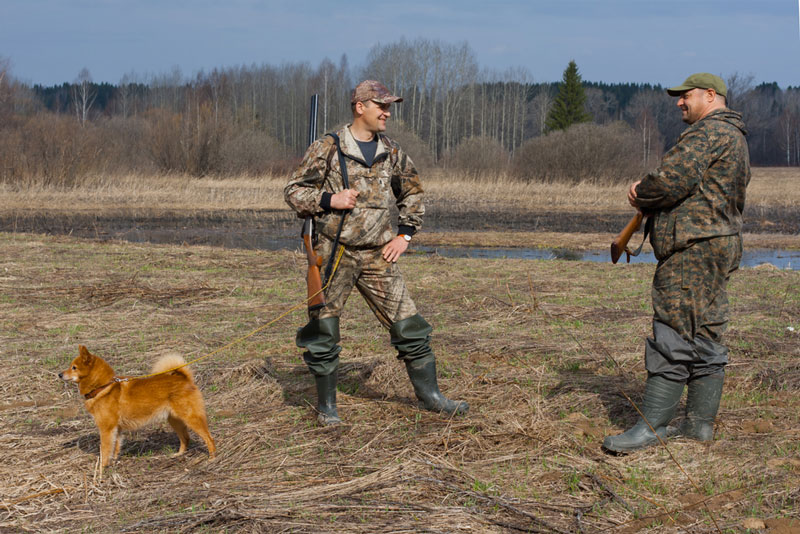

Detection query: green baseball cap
xmin=667 ymin=73 xmax=727 ymax=97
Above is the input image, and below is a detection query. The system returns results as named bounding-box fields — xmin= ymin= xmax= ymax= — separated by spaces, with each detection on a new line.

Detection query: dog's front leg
xmin=112 ymin=432 xmax=124 ymax=461
xmin=98 ymin=426 xmax=118 ymax=474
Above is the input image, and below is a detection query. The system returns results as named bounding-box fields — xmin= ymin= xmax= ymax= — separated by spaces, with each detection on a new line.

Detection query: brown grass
xmin=1 ymin=167 xmax=797 ymax=215
xmin=1 ymin=232 xmax=798 ymax=532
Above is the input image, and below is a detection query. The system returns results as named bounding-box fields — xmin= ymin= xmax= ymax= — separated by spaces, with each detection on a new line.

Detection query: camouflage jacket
xmin=635 ymin=109 xmax=750 ymax=260
xmin=284 ymin=125 xmax=424 ymax=248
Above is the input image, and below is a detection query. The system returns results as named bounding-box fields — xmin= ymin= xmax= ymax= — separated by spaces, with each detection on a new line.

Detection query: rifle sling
xmin=321 ymin=133 xmax=350 ymax=288
xmin=628 ymin=215 xmax=651 ymax=257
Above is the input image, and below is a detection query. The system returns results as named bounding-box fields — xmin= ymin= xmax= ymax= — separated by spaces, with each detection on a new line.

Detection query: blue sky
xmin=2 ymin=0 xmax=798 ymax=87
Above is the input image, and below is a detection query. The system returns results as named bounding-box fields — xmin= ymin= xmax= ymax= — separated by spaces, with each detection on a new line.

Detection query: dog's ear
xmin=79 ymin=345 xmax=94 ymax=364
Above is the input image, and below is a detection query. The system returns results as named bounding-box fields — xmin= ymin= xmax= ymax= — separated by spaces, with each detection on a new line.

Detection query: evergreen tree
xmin=545 ymin=60 xmax=592 ymax=132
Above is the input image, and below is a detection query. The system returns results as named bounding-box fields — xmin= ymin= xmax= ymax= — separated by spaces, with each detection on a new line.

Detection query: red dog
xmin=60 ymin=346 xmax=216 ymax=474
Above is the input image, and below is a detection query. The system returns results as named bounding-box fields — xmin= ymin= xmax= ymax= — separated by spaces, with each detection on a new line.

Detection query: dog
xmin=59 ymin=345 xmax=216 ymax=474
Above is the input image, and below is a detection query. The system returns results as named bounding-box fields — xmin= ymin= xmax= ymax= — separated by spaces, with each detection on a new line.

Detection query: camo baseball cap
xmin=667 ymin=73 xmax=727 ymax=97
xmin=351 ymin=80 xmax=403 ymax=104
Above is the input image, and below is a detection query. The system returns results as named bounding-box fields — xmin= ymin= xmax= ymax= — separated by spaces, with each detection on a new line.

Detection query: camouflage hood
xmin=701 ymin=108 xmax=747 ymax=137
xmin=339 ymin=125 xmax=391 ymax=166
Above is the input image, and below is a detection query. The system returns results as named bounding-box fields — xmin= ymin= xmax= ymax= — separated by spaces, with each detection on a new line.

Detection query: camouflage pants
xmin=311 ymin=235 xmax=418 ymax=325
xmin=297 ymin=235 xmax=423 ymax=375
xmin=645 ymin=235 xmax=742 ymax=381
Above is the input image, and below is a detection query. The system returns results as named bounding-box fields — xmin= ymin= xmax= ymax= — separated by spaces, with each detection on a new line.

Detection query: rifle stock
xmin=611 ymin=211 xmax=644 ymax=264
xmin=302 ymin=217 xmax=325 ymax=310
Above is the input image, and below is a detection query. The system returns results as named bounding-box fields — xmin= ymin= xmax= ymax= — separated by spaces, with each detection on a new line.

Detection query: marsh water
xmin=3 ymin=211 xmax=797 ymax=270
xmin=413 ymin=246 xmax=800 ymax=270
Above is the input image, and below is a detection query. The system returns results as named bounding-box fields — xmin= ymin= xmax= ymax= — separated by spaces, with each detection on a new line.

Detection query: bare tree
xmin=0 ymin=56 xmax=11 ymax=116
xmin=777 ymin=89 xmax=800 ymax=166
xmin=725 ymin=72 xmax=755 ymax=110
xmin=531 ymin=85 xmax=553 ymax=136
xmin=584 ymin=87 xmax=617 ymax=124
xmin=116 ymin=72 xmax=142 ymax=118
xmin=625 ymin=90 xmax=665 ymax=167
xmin=71 ymin=67 xmax=97 ymax=125
xmin=0 ymin=56 xmax=9 ymax=97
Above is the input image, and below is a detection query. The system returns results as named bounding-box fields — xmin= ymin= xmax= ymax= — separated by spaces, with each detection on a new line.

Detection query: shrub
xmin=511 ymin=121 xmax=645 ymax=184
xmin=443 ymin=136 xmax=510 ymax=178
xmin=385 ymin=120 xmax=435 ymax=173
xmin=142 ymin=104 xmax=225 ymax=176
xmin=219 ymin=129 xmax=293 ymax=176
xmin=0 ymin=113 xmax=101 ymax=186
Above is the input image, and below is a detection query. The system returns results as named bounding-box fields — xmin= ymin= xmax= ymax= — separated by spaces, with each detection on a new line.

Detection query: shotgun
xmin=303 ymin=94 xmax=325 ymax=310
xmin=303 ymin=217 xmax=325 ymax=310
xmin=611 ymin=211 xmax=644 ymax=264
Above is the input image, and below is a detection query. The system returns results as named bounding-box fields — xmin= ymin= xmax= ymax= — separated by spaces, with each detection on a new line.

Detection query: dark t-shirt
xmin=356 ymin=138 xmax=378 ymax=167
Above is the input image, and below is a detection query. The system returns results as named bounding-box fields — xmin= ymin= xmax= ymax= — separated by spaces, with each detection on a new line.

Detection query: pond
xmin=111 ymin=226 xmax=800 ymax=270
xmin=3 ymin=216 xmax=797 ymax=270
xmin=412 ymin=246 xmax=800 ymax=270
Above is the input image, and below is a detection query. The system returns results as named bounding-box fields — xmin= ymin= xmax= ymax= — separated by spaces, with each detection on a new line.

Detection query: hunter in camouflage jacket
xmin=633 ymin=107 xmax=750 ymax=380
xmin=603 ymin=75 xmax=750 ymax=454
xmin=634 ymin=108 xmax=750 ymax=261
xmin=284 ymin=125 xmax=424 ymax=248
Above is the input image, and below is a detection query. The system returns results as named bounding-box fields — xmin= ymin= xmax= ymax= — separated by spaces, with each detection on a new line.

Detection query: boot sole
xmin=317 ymin=413 xmax=342 ymax=426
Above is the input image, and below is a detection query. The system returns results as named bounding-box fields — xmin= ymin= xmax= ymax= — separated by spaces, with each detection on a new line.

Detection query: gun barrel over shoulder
xmin=611 ymin=211 xmax=644 ymax=264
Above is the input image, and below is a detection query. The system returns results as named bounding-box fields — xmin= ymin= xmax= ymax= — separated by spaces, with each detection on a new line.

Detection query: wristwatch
xmin=399 ymin=234 xmax=412 ymax=242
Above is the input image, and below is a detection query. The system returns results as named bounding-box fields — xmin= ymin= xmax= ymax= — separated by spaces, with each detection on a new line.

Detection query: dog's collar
xmin=84 ymin=379 xmax=119 ymax=399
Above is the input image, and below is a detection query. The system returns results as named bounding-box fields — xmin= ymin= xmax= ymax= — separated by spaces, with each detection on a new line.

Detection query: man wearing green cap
xmin=603 ymin=73 xmax=750 ymax=453
xmin=285 ymin=80 xmax=468 ymax=425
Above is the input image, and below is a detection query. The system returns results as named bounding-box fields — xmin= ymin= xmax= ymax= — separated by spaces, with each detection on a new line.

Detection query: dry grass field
xmin=1 ymin=167 xmax=797 ymax=214
xmin=0 ymin=168 xmax=798 ymax=532
xmin=1 ymin=228 xmax=798 ymax=533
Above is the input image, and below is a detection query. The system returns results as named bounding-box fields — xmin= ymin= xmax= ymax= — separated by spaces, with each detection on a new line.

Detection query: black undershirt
xmin=355 ymin=137 xmax=378 ymax=167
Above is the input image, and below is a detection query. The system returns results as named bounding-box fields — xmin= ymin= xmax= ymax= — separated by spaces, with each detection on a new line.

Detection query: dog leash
xmin=109 ymin=246 xmax=346 ymax=383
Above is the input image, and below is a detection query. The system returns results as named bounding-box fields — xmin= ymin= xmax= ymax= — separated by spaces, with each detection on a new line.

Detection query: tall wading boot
xmin=602 ymin=374 xmax=684 ymax=453
xmin=296 ymin=317 xmax=343 ymax=425
xmin=390 ymin=314 xmax=468 ymax=416
xmin=675 ymin=372 xmax=724 ymax=441
xmin=314 ymin=371 xmax=342 ymax=426
xmin=404 ymin=355 xmax=469 ymax=415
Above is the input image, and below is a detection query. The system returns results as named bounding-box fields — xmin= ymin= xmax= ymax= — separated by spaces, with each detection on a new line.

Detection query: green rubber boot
xmin=391 ymin=314 xmax=468 ymax=416
xmin=296 ymin=317 xmax=341 ymax=377
xmin=314 ymin=371 xmax=342 ymax=426
xmin=603 ymin=375 xmax=684 ymax=453
xmin=296 ymin=317 xmax=343 ymax=424
xmin=676 ymin=372 xmax=724 ymax=441
xmin=405 ymin=355 xmax=469 ymax=415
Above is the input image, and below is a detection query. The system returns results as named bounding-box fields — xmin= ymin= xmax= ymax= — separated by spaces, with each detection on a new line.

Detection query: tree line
xmin=1 ymin=41 xmax=798 ymax=186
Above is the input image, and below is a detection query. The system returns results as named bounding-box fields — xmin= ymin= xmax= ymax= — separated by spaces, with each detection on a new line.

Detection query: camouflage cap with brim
xmin=351 ymin=80 xmax=403 ymax=104
xmin=667 ymin=73 xmax=727 ymax=97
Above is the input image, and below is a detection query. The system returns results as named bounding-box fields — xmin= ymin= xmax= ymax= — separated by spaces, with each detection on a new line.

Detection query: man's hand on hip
xmin=331 ymin=189 xmax=359 ymax=210
xmin=382 ymin=236 xmax=409 ymax=263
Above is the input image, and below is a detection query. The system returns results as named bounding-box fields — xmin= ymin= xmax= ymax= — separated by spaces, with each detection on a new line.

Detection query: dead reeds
xmin=0 ymin=167 xmax=796 ymax=218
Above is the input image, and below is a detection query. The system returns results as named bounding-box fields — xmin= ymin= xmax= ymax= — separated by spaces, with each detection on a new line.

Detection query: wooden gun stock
xmin=302 ymin=218 xmax=325 ymax=310
xmin=611 ymin=211 xmax=644 ymax=264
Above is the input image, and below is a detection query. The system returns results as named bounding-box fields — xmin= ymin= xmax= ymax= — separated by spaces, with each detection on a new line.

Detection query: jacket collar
xmin=340 ymin=125 xmax=389 ymax=166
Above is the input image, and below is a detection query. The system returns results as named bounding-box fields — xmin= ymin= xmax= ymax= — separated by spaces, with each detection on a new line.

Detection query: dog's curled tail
xmin=151 ymin=353 xmax=193 ymax=381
